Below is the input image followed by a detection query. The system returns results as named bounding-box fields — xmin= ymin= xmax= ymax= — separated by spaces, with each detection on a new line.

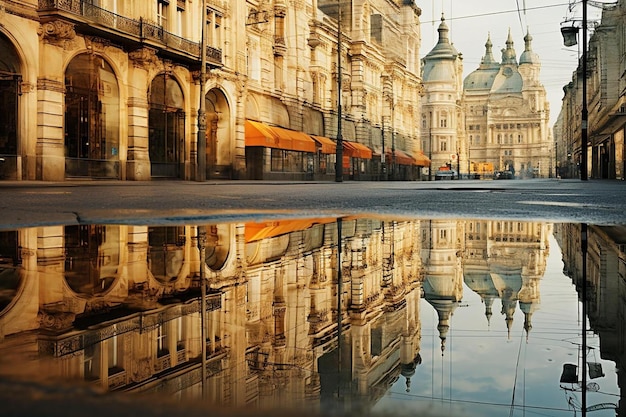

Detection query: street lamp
xmin=334 ymin=0 xmax=343 ymax=183
xmin=197 ymin=0 xmax=207 ymax=181
xmin=560 ymin=0 xmax=588 ymax=181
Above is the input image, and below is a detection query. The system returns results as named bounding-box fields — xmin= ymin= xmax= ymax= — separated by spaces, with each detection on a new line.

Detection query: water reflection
xmin=0 ymin=220 xmax=623 ymax=416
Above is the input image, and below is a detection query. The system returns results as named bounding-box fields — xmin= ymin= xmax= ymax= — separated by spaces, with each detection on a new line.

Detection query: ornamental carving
xmin=38 ymin=20 xmax=76 ymax=46
xmin=129 ymin=47 xmax=158 ymax=69
xmin=84 ymin=36 xmax=111 ymax=53
xmin=130 ymin=357 xmax=152 ymax=382
xmin=39 ymin=311 xmax=75 ymax=331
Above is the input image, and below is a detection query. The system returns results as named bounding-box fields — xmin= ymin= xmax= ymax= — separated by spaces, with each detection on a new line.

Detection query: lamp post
xmin=560 ymin=0 xmax=588 ymax=181
xmin=334 ymin=0 xmax=343 ymax=183
xmin=197 ymin=226 xmax=207 ymax=398
xmin=196 ymin=0 xmax=207 ymax=182
xmin=428 ymin=113 xmax=433 ymax=181
xmin=581 ymin=0 xmax=588 ymax=180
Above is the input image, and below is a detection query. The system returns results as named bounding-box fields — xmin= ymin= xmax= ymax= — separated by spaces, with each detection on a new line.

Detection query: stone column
xmin=126 ymin=48 xmax=156 ymax=180
xmin=37 ymin=21 xmax=75 ymax=181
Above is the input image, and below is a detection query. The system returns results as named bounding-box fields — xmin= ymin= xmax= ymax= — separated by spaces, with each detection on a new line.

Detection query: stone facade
xmin=0 ymin=0 xmax=429 ymax=181
xmin=463 ymin=31 xmax=552 ymax=179
xmin=554 ymin=0 xmax=626 ymax=180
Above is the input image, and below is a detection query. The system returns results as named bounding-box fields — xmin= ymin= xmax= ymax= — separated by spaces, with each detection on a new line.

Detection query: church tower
xmin=420 ymin=16 xmax=465 ymax=179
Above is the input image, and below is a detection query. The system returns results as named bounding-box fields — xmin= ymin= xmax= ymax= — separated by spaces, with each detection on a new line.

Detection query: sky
xmin=418 ymin=0 xmax=604 ymax=127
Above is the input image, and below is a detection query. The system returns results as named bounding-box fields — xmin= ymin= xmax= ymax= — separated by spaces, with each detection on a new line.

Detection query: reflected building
xmin=0 ymin=218 xmax=556 ymax=414
xmin=463 ymin=221 xmax=549 ymax=338
xmin=555 ymin=223 xmax=626 ymax=416
xmin=0 ymin=218 xmax=424 ymax=414
xmin=420 ymin=220 xmax=464 ymax=353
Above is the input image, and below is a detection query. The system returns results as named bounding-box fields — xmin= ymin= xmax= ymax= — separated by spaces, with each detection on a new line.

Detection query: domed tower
xmin=420 ymin=15 xmax=465 ymax=179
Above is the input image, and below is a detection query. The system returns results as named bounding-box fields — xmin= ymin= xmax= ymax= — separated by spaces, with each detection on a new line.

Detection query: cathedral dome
xmin=463 ymin=34 xmax=500 ymax=91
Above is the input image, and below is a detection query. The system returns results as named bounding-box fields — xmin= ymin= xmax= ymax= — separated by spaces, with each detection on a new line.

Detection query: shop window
xmin=64 ymin=54 xmax=120 ymax=178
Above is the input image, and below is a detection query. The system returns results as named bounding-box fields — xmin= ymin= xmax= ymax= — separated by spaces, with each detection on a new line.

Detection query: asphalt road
xmin=1 ymin=178 xmax=625 ymax=228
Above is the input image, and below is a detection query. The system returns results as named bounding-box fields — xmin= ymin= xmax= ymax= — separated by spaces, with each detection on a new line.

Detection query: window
xmin=439 ymin=140 xmax=447 ymax=152
xmin=157 ymin=0 xmax=168 ymax=29
xmin=175 ymin=5 xmax=183 ymax=37
xmin=439 ymin=112 xmax=447 ymax=128
xmin=206 ymin=7 xmax=223 ymax=49
xmin=157 ymin=324 xmax=169 ymax=357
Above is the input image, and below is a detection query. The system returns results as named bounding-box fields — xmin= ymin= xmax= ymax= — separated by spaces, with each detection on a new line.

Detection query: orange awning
xmin=413 ymin=151 xmax=431 ymax=167
xmin=245 ymin=120 xmax=316 ymax=152
xmin=386 ymin=149 xmax=414 ymax=165
xmin=245 ymin=218 xmax=336 ymax=242
xmin=272 ymin=126 xmax=317 ymax=153
xmin=343 ymin=141 xmax=373 ymax=159
xmin=245 ymin=120 xmax=279 ymax=147
xmin=311 ymin=135 xmax=337 ymax=154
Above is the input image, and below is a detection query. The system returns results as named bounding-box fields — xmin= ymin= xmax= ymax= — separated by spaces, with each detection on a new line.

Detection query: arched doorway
xmin=63 ymin=225 xmax=120 ymax=296
xmin=205 ymin=88 xmax=231 ymax=179
xmin=148 ymin=226 xmax=185 ymax=283
xmin=149 ymin=74 xmax=185 ymax=178
xmin=0 ymin=34 xmax=21 ymax=180
xmin=65 ymin=54 xmax=120 ymax=178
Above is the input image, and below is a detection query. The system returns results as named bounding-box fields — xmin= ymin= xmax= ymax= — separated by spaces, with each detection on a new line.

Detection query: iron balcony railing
xmin=38 ymin=0 xmax=222 ymax=66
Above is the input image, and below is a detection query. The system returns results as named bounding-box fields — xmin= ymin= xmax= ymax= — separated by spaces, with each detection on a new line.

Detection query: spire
xmin=520 ymin=28 xmax=540 ymax=64
xmin=480 ymin=33 xmax=499 ymax=69
xmin=524 ymin=29 xmax=533 ymax=52
xmin=501 ymin=28 xmax=517 ymax=64
xmin=437 ymin=13 xmax=450 ymax=45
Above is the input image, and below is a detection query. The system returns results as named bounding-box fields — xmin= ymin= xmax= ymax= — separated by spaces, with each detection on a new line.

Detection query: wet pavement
xmin=0 ymin=179 xmax=625 ymax=416
xmin=0 ymin=178 xmax=625 ymax=227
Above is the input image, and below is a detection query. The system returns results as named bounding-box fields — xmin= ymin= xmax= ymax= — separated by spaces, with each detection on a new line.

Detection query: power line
xmin=421 ymin=2 xmax=571 ymax=24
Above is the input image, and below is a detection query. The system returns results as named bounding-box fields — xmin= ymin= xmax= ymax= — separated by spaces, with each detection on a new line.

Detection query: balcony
xmin=38 ymin=0 xmax=222 ymax=68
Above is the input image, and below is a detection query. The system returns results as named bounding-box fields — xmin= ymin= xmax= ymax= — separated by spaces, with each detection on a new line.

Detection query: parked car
xmin=435 ymin=170 xmax=457 ymax=180
xmin=494 ymin=170 xmax=514 ymax=179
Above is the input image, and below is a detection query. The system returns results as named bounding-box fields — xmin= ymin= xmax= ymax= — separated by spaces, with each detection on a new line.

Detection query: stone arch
xmin=63 ymin=225 xmax=121 ymax=296
xmin=245 ymin=94 xmax=260 ymax=120
xmin=0 ymin=231 xmax=23 ymax=314
xmin=148 ymin=226 xmax=186 ymax=283
xmin=204 ymin=88 xmax=232 ymax=178
xmin=204 ymin=224 xmax=232 ymax=271
xmin=148 ymin=73 xmax=185 ymax=178
xmin=0 ymin=32 xmax=22 ymax=179
xmin=64 ymin=53 xmax=121 ymax=178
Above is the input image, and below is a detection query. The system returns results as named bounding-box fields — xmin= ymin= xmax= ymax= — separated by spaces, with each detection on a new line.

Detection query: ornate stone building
xmin=554 ymin=0 xmax=626 ymax=179
xmin=463 ymin=30 xmax=552 ymax=179
xmin=419 ymin=16 xmax=464 ymax=179
xmin=0 ymin=0 xmax=429 ymax=182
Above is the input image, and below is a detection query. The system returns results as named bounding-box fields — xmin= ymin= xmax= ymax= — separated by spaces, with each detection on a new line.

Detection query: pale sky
xmin=419 ymin=0 xmax=602 ymax=127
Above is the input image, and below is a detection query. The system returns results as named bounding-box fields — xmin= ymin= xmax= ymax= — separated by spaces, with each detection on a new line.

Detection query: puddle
xmin=0 ymin=218 xmax=622 ymax=416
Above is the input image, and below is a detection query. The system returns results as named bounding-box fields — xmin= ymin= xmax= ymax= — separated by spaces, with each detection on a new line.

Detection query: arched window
xmin=0 ymin=34 xmax=20 ymax=169
xmin=65 ymin=54 xmax=120 ymax=178
xmin=149 ymin=74 xmax=185 ymax=178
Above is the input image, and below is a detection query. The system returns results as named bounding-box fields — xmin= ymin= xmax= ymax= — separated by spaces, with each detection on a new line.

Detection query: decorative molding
xmin=38 ymin=20 xmax=76 ymax=46
xmin=129 ymin=47 xmax=158 ymax=69
xmin=37 ymin=77 xmax=64 ymax=93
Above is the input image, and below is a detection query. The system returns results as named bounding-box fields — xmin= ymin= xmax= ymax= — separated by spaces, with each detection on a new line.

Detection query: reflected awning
xmin=343 ymin=141 xmax=373 ymax=159
xmin=245 ymin=218 xmax=336 ymax=242
xmin=311 ymin=135 xmax=336 ymax=154
xmin=245 ymin=120 xmax=316 ymax=152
